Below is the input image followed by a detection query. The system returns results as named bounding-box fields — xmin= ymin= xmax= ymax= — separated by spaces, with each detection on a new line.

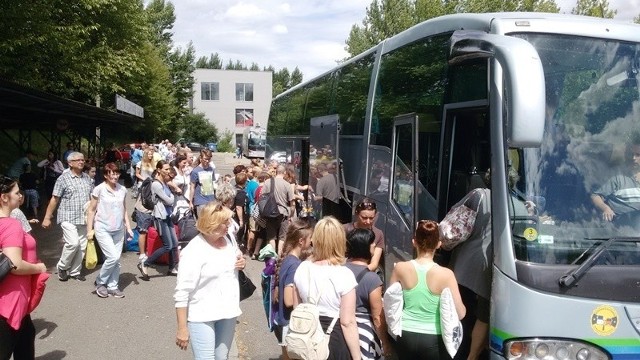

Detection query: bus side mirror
xmin=450 ymin=30 xmax=545 ymax=148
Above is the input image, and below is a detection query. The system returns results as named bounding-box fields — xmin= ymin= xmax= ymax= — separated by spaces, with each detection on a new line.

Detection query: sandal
xmin=250 ymin=254 xmax=258 ymax=261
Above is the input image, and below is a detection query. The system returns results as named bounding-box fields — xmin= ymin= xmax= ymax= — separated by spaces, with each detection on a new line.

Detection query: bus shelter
xmin=0 ymin=78 xmax=143 ymax=165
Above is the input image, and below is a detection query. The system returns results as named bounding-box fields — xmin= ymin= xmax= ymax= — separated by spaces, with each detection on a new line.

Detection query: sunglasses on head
xmin=356 ymin=201 xmax=376 ymax=211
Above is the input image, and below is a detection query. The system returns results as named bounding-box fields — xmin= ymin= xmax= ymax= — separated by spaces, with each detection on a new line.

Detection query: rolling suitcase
xmin=145 ymin=225 xmax=180 ymax=265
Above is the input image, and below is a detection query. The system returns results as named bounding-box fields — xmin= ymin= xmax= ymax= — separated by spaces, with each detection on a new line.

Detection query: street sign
xmin=115 ymin=94 xmax=144 ymax=118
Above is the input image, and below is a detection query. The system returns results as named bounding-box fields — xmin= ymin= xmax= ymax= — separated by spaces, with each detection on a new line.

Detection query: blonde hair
xmin=311 ymin=216 xmax=346 ymax=265
xmin=140 ymin=148 xmax=155 ymax=171
xmin=196 ymin=201 xmax=233 ymax=236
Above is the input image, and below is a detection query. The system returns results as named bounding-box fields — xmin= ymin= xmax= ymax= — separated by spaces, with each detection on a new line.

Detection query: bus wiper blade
xmin=558 ymin=237 xmax=640 ymax=287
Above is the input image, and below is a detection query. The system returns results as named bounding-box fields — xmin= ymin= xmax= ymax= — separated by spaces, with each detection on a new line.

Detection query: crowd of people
xmin=2 ymin=141 xmax=490 ymax=360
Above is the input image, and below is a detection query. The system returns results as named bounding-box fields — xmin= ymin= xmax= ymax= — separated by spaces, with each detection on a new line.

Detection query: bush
xmin=216 ymin=130 xmax=234 ymax=153
xmin=180 ymin=112 xmax=218 ymax=144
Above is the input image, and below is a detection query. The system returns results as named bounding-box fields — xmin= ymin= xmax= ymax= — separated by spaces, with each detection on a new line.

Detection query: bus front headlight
xmin=504 ymin=338 xmax=610 ymax=360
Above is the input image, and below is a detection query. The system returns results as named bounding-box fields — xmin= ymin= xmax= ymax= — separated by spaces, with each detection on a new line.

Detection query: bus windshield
xmin=243 ymin=126 xmax=266 ymax=158
xmin=248 ymin=130 xmax=265 ymax=149
xmin=509 ymin=33 xmax=640 ymax=266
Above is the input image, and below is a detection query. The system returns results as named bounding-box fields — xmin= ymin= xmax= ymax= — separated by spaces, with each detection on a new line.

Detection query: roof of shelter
xmin=0 ymin=78 xmax=142 ymax=131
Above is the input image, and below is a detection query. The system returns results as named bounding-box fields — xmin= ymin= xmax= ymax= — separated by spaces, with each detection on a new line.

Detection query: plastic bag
xmin=440 ymin=287 xmax=463 ymax=357
xmin=85 ymin=239 xmax=98 ymax=270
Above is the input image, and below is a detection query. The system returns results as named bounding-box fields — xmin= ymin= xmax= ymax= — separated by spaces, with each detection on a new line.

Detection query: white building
xmin=191 ymin=68 xmax=272 ymax=146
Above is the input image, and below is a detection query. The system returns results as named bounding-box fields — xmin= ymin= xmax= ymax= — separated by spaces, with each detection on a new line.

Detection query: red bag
xmin=29 ymin=272 xmax=50 ymax=313
xmin=145 ymin=225 xmax=180 ymax=265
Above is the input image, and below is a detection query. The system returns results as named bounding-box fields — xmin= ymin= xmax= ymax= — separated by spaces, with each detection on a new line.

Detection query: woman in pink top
xmin=0 ymin=175 xmax=48 ymax=359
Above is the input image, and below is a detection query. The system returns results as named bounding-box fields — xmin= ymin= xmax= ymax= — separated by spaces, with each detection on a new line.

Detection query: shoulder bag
xmin=0 ymin=251 xmax=16 ymax=282
xmin=226 ymin=234 xmax=256 ymax=301
xmin=0 ymin=218 xmax=21 ymax=282
xmin=440 ymin=189 xmax=486 ymax=251
xmin=239 ymin=270 xmax=257 ymax=301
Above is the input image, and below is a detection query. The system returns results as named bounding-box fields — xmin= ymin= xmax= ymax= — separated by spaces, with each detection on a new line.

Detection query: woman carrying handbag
xmin=174 ymin=201 xmax=247 ymax=359
xmin=0 ymin=175 xmax=48 ymax=359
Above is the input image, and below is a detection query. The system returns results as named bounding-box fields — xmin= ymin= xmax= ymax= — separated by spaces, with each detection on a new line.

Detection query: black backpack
xmin=139 ymin=177 xmax=158 ymax=210
xmin=258 ymin=178 xmax=281 ymax=218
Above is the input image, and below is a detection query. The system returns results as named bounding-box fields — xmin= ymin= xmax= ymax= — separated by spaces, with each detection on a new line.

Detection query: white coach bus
xmin=242 ymin=125 xmax=266 ymax=158
xmin=267 ymin=13 xmax=640 ymax=359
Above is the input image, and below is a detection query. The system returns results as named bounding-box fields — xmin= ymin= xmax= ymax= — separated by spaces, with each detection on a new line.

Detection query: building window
xmin=201 ymin=82 xmax=219 ymax=100
xmin=236 ymin=109 xmax=254 ymax=127
xmin=236 ymin=83 xmax=254 ymax=101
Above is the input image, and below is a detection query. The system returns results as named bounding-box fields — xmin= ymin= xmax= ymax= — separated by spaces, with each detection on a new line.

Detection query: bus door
xmin=284 ymin=138 xmax=309 ymax=195
xmin=385 ymin=114 xmax=419 ymax=277
xmin=309 ymin=114 xmax=344 ymax=220
xmin=438 ymin=102 xmax=490 ymax=359
xmin=439 ymin=101 xmax=490 ymax=217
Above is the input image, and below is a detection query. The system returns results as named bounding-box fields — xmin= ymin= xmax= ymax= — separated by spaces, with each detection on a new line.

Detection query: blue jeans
xmin=188 ymin=317 xmax=237 ymax=360
xmin=145 ymin=217 xmax=178 ymax=269
xmin=94 ymin=227 xmax=125 ymax=290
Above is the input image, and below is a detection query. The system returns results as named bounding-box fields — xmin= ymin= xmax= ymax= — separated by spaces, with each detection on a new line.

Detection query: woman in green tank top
xmin=389 ymin=220 xmax=466 ymax=359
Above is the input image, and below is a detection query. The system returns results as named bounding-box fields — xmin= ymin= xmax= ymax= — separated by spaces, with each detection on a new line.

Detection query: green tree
xmin=571 ymin=0 xmax=616 ymax=18
xmin=143 ymin=0 xmax=195 ymax=140
xmin=180 ymin=112 xmax=218 ymax=143
xmin=263 ymin=65 xmax=303 ymax=96
xmin=0 ymin=0 xmax=199 ymax=142
xmin=457 ymin=0 xmax=558 ymax=13
xmin=168 ymin=43 xmax=196 ymax=120
xmin=144 ymin=0 xmax=176 ymax=59
xmin=216 ymin=130 xmax=235 ymax=153
xmin=290 ymin=67 xmax=303 ymax=87
xmin=225 ymin=59 xmax=248 ymax=70
xmin=518 ymin=0 xmax=559 ymax=12
xmin=195 ymin=56 xmax=207 ymax=68
xmin=274 ymin=68 xmax=290 ymax=92
xmin=415 ymin=0 xmax=449 ymax=22
xmin=129 ymin=43 xmax=175 ymax=140
xmin=346 ymin=0 xmax=561 ymax=57
xmin=270 ymin=66 xmax=304 ymax=96
xmin=0 ymin=0 xmax=149 ymax=101
xmin=346 ymin=0 xmax=415 ymax=56
xmin=195 ymin=53 xmax=223 ymax=69
xmin=635 ymin=14 xmax=640 ymax=23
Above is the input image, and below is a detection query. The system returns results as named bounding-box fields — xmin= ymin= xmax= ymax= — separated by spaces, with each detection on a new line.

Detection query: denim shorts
xmin=134 ymin=209 xmax=153 ymax=232
xmin=24 ymin=189 xmax=39 ymax=208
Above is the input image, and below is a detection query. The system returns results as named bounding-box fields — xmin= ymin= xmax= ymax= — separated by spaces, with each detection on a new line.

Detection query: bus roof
xmin=274 ymin=12 xmax=638 ymax=101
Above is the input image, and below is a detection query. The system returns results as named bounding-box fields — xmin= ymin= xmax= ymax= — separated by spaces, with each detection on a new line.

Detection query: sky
xmin=171 ymin=0 xmax=640 ymax=81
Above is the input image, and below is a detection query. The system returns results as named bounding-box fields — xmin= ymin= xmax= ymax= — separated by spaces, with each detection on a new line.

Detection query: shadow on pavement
xmin=35 ymin=350 xmax=67 ymax=360
xmin=119 ymin=272 xmax=141 ymax=290
xmin=32 ymin=317 xmax=57 ymax=340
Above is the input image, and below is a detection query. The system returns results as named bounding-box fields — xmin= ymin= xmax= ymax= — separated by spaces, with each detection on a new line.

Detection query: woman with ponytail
xmin=390 ymin=220 xmax=466 ymax=359
xmin=272 ymin=219 xmax=314 ymax=359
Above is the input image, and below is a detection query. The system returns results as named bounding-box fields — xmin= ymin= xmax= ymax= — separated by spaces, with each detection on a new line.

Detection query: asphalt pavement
xmin=31 ymin=152 xmax=281 ymax=360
